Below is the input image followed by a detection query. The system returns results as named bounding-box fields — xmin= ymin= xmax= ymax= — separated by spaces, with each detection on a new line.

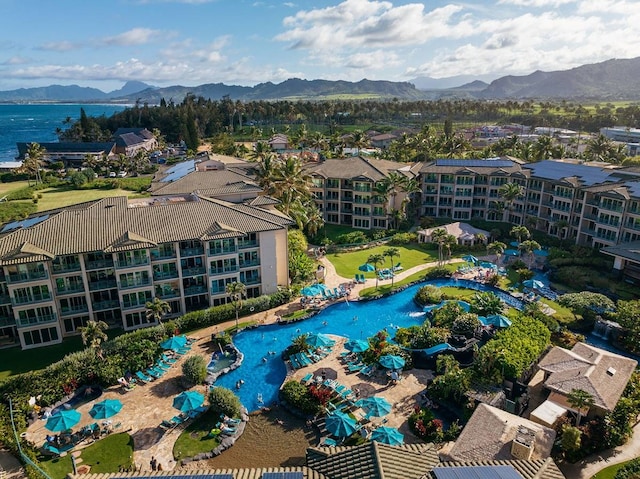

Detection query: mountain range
xmin=2 ymin=57 xmax=640 ymax=103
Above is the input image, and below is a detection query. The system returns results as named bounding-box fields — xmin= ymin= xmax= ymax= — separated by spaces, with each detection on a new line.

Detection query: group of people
xmin=149 ymin=456 xmax=163 ymax=471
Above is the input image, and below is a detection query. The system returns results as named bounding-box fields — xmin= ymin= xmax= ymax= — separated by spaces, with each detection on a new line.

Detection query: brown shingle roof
xmin=150 ymin=170 xmax=260 ymax=196
xmin=538 ymin=343 xmax=637 ymax=411
xmin=304 ymin=157 xmax=415 ymax=181
xmin=0 ymin=194 xmax=292 ymax=265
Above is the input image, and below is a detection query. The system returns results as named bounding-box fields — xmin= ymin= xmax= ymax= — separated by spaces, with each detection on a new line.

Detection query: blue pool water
xmin=214 ymin=279 xmax=525 ymax=412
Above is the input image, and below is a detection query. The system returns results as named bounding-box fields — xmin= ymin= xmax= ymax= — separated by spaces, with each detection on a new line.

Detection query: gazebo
xmin=417 ymin=222 xmax=490 ymax=246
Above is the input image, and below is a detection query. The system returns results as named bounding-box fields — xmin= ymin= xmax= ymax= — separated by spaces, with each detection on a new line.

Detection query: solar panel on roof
xmin=435 ymin=159 xmax=514 ymax=168
xmin=1 ymin=214 xmax=49 ymax=233
xmin=433 ymin=465 xmax=524 ymax=479
xmin=261 ymin=473 xmax=303 ymax=479
xmin=161 ymin=159 xmax=196 ymax=182
xmin=113 ymin=475 xmax=233 ymax=479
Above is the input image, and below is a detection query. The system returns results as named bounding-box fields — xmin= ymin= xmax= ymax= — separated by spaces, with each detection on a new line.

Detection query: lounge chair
xmin=347 ymin=363 xmax=364 ymax=372
xmin=301 ymin=372 xmax=313 ymax=384
xmin=155 ymin=360 xmax=171 ymax=370
xmin=135 ymin=371 xmax=154 ymax=382
xmin=161 ymin=354 xmax=178 ymax=364
xmin=393 ymin=262 xmax=403 ymax=271
xmin=289 ymin=355 xmax=302 ymax=370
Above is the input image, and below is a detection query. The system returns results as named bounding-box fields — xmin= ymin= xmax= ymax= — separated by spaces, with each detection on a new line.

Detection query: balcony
xmin=208 ymin=247 xmax=237 ymax=256
xmin=210 ymin=287 xmax=227 ymax=295
xmin=92 ymin=299 xmax=120 ymax=311
xmin=0 ymin=294 xmax=10 ymax=305
xmin=183 ymin=285 xmax=207 ymax=296
xmin=12 ymin=293 xmax=52 ymax=306
xmin=182 ymin=266 xmax=207 ymax=277
xmin=88 ymin=279 xmax=117 ymax=291
xmin=122 ymin=302 xmax=146 ymax=311
xmin=7 ymin=270 xmax=48 ymax=284
xmin=210 ymin=266 xmax=239 ymax=277
xmin=157 ymin=289 xmax=180 ymax=299
xmin=599 ymin=204 xmax=624 ymax=213
xmin=150 ymin=250 xmax=176 ymax=261
xmin=52 ymin=263 xmax=81 ymax=274
xmin=119 ymin=277 xmax=152 ymax=290
xmin=115 ymin=257 xmax=150 ymax=269
xmin=153 ymin=270 xmax=179 ymax=281
xmin=239 ymin=260 xmax=260 ymax=268
xmin=580 ymin=226 xmax=596 ymax=235
xmin=60 ymin=304 xmax=89 ymax=317
xmin=17 ymin=313 xmax=57 ymax=328
xmin=353 ymin=185 xmax=372 ymax=192
xmin=625 ymin=222 xmax=640 ymax=232
xmin=56 ymin=284 xmax=85 ymax=295
xmin=85 ymin=259 xmax=114 ymax=270
xmin=353 ymin=198 xmax=371 ymax=204
xmin=454 ymin=191 xmax=473 ymax=197
xmin=179 ymin=247 xmax=205 ymax=258
xmin=241 ymin=276 xmax=261 ymax=286
xmin=238 ymin=240 xmax=259 ymax=249
xmin=341 ymin=196 xmax=354 ymax=202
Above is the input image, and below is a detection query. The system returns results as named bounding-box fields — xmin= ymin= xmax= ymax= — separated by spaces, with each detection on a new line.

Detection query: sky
xmin=1 ymin=0 xmax=640 ymax=92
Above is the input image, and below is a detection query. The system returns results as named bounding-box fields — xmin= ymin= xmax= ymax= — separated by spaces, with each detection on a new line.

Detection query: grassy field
xmin=327 ymin=244 xmax=438 ymax=279
xmin=173 ymin=409 xmax=221 ymax=461
xmin=0 ymin=180 xmax=29 ymax=196
xmin=28 ymin=187 xmax=138 ymax=211
xmin=591 ymin=460 xmax=629 ymax=479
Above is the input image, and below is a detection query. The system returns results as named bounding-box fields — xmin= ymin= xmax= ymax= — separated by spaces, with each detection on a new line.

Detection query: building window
xmin=22 ymin=326 xmax=58 ymax=346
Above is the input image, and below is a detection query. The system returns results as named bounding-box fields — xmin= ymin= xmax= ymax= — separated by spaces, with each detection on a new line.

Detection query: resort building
xmin=16 ymin=142 xmax=116 ymax=169
xmin=0 ymin=194 xmax=292 ymax=350
xmin=112 ymin=128 xmax=158 ymax=157
xmin=305 ymin=156 xmax=420 ymax=230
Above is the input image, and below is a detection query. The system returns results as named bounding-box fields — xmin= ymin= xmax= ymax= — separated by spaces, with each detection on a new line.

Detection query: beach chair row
xmin=321 ymin=286 xmax=349 ymax=300
xmin=354 ymin=274 xmax=367 ymax=284
xmin=134 ymin=352 xmax=182 ymax=383
xmin=377 ymin=269 xmax=395 ymax=280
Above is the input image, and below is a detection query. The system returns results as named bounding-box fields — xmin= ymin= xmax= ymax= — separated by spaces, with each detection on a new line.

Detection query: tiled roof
xmin=113 ymin=127 xmax=154 ymax=139
xmin=116 ymin=132 xmax=148 ymax=147
xmin=601 ymin=240 xmax=640 ymax=264
xmin=304 ymin=157 xmax=414 ymax=181
xmin=246 ymin=196 xmax=280 ymax=206
xmin=16 ymin=142 xmax=115 ymax=158
xmin=306 ymin=442 xmax=440 ymax=479
xmin=419 ymin=158 xmax=523 ymax=175
xmin=538 ymin=343 xmax=637 ymax=411
xmin=0 ymin=194 xmax=292 ymax=265
xmin=437 ymin=458 xmax=565 ymax=479
xmin=150 ymin=170 xmax=260 ymax=196
xmin=443 ymin=404 xmax=555 ymax=462
xmin=72 ymin=467 xmax=328 ymax=479
xmin=522 ymin=161 xmax=619 ymax=186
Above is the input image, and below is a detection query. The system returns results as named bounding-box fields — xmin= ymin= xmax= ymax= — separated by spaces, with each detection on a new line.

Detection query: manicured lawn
xmin=592 ymin=460 xmax=628 ymax=479
xmin=0 ymin=329 xmax=123 ymax=380
xmin=0 ymin=181 xmax=29 ymax=196
xmin=319 ymin=224 xmax=361 ymax=242
xmin=40 ymin=433 xmax=133 ymax=479
xmin=31 ymin=187 xmax=140 ymax=212
xmin=327 ymin=244 xmax=438 ymax=280
xmin=173 ymin=409 xmax=222 ymax=461
xmin=359 ymin=262 xmax=460 ymax=298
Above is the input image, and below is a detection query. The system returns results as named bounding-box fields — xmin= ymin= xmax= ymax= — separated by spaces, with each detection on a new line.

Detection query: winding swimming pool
xmin=212 ymin=279 xmax=525 ymax=412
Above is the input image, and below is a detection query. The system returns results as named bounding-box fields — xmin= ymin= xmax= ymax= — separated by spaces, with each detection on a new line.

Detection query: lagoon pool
xmin=213 ymin=279 xmax=525 ymax=412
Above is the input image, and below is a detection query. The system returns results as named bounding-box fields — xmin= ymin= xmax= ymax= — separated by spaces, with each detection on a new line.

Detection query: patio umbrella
xmin=355 ymin=396 xmax=392 ymax=417
xmin=379 ymin=354 xmax=405 ymax=370
xmin=89 ymin=399 xmax=123 ymax=419
xmin=533 ymin=249 xmax=549 ymax=257
xmin=510 ymin=241 xmax=520 ymax=247
xmin=300 ymin=285 xmax=321 ymax=297
xmin=173 ymin=391 xmax=205 ymax=413
xmin=523 ymin=279 xmax=545 ymax=290
xmin=358 ymin=263 xmax=375 ymax=272
xmin=371 ymin=426 xmax=404 ymax=445
xmin=504 ymin=249 xmax=519 ymax=257
xmin=462 ymin=254 xmax=478 ymax=264
xmin=325 ymin=411 xmax=358 ymax=437
xmin=306 ymin=333 xmax=334 ymax=348
xmin=160 ymin=335 xmax=187 ymax=350
xmin=345 ymin=339 xmax=369 ymax=353
xmin=485 ymin=314 xmax=512 ymax=328
xmin=45 ymin=409 xmax=81 ymax=432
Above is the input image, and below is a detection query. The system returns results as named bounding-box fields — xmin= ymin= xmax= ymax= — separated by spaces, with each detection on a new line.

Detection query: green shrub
xmin=280 ymin=380 xmax=318 ymax=414
xmin=208 ymin=387 xmax=242 ymax=418
xmin=6 ymin=186 xmax=37 ymax=201
xmin=615 ymin=457 xmax=640 ymax=479
xmin=516 ymin=268 xmax=534 ymax=281
xmin=335 ymin=231 xmax=368 ymax=245
xmin=414 ymin=285 xmax=444 ymax=306
xmin=389 ymin=232 xmax=416 ymax=245
xmin=0 ymin=203 xmax=37 ymax=223
xmin=423 ymin=266 xmax=451 ymax=279
xmin=115 ymin=177 xmax=152 ymax=192
xmin=182 ymin=355 xmax=207 ymax=385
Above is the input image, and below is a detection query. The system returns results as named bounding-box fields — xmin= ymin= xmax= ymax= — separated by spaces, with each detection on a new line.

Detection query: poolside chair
xmin=155 ymin=360 xmax=171 ymax=370
xmin=135 ymin=370 xmax=154 ymax=382
xmin=393 ymin=262 xmax=403 ymax=271
xmin=339 ymin=389 xmax=354 ymax=399
xmin=357 ymin=274 xmax=365 ymax=284
xmin=146 ymin=367 xmax=165 ymax=378
xmin=301 ymin=372 xmax=313 ymax=384
xmin=161 ymin=354 xmax=177 ymax=364
xmin=289 ymin=355 xmax=302 ymax=370
xmin=347 ymin=363 xmax=364 ymax=372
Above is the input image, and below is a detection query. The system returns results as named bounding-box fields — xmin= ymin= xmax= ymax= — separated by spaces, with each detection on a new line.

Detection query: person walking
xmin=150 ymin=457 xmax=157 ymax=471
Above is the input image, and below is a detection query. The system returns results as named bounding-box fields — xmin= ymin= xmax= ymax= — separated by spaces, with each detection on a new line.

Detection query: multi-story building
xmin=0 ymin=194 xmax=292 ymax=349
xmin=305 ymin=156 xmax=419 ymax=230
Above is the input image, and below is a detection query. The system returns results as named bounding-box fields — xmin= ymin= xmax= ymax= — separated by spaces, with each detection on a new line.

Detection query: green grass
xmin=359 ymin=263 xmax=460 ymax=298
xmin=30 ymin=187 xmax=138 ymax=212
xmin=0 ymin=329 xmax=123 ymax=380
xmin=319 ymin=224 xmax=361 ymax=242
xmin=0 ymin=180 xmax=29 ymax=196
xmin=173 ymin=409 xmax=222 ymax=461
xmin=327 ymin=244 xmax=438 ymax=280
xmin=39 ymin=433 xmax=133 ymax=479
xmin=591 ymin=460 xmax=629 ymax=479
xmin=283 ymin=309 xmax=313 ymax=320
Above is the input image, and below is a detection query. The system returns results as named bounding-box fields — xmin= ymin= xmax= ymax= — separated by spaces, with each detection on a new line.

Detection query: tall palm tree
xmin=499 ymin=182 xmax=525 ymax=220
xmin=367 ymin=253 xmax=385 ymax=290
xmin=510 ymin=225 xmax=531 ymax=244
xmin=383 ymin=247 xmax=400 ymax=288
xmin=19 ymin=142 xmax=46 ymax=185
xmin=487 ymin=241 xmax=507 ymax=266
xmin=349 ymin=130 xmax=369 ymax=156
xmin=78 ymin=320 xmax=109 ymax=359
xmin=443 ymin=234 xmax=457 ymax=262
xmin=305 ymin=204 xmax=325 ymax=239
xmin=272 ymin=156 xmax=311 ymax=216
xmin=567 ymin=388 xmax=595 ymax=427
xmin=226 ymin=281 xmax=247 ymax=330
xmin=554 ymin=219 xmax=570 ymax=239
xmin=250 ymin=141 xmax=272 ymax=162
xmin=518 ymin=239 xmax=541 ymax=268
xmin=431 ymin=228 xmax=448 ymax=266
xmin=145 ymin=297 xmax=171 ymax=324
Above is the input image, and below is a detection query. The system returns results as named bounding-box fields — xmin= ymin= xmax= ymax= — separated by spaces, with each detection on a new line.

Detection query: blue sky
xmin=1 ymin=0 xmax=639 ymax=92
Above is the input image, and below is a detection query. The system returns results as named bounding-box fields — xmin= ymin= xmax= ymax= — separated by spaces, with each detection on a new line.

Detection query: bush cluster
xmin=280 ymin=380 xmax=320 ymax=414
xmin=208 ymin=387 xmax=242 ymax=418
xmin=414 ymin=285 xmax=445 ymax=307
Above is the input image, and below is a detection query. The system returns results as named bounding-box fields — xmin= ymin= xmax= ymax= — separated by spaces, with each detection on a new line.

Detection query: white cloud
xmin=497 ymin=0 xmax=576 ymax=7
xmin=2 ymin=56 xmax=30 ymax=66
xmin=37 ymin=41 xmax=82 ymax=52
xmin=101 ymin=28 xmax=164 ymax=46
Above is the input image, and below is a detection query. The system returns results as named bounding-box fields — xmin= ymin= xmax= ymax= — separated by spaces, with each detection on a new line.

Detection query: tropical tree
xmin=510 ymin=225 xmax=530 ymax=244
xmin=145 ymin=297 xmax=171 ymax=324
xmin=78 ymin=319 xmax=109 ymax=359
xmin=349 ymin=130 xmax=369 ymax=155
xmin=272 ymin=156 xmax=311 ymax=216
xmin=470 ymin=291 xmax=503 ymax=316
xmin=554 ymin=219 xmax=570 ymax=239
xmin=518 ymin=239 xmax=541 ymax=268
xmin=383 ymin=247 xmax=400 ymax=288
xmin=226 ymin=281 xmax=247 ymax=330
xmin=499 ymin=182 xmax=524 ymax=220
xmin=305 ymin=204 xmax=325 ymax=239
xmin=367 ymin=253 xmax=385 ymax=290
xmin=567 ymin=388 xmax=595 ymax=426
xmin=443 ymin=234 xmax=457 ymax=263
xmin=249 ymin=141 xmax=272 ymax=162
xmin=19 ymin=142 xmax=46 ymax=185
xmin=431 ymin=228 xmax=448 ymax=266
xmin=487 ymin=241 xmax=506 ymax=266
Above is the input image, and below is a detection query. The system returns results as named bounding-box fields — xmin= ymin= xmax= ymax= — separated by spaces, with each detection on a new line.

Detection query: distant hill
xmin=410 ymin=74 xmax=495 ymax=90
xmin=0 ymin=81 xmax=153 ymax=103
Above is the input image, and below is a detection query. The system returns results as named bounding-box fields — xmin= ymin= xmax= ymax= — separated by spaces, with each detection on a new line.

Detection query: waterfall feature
xmin=593 ymin=318 xmax=622 ymax=340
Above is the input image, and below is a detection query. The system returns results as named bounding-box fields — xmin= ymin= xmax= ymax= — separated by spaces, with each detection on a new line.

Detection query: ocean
xmin=0 ymin=104 xmax=128 ymax=164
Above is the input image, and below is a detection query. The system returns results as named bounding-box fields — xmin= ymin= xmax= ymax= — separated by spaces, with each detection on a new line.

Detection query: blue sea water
xmin=0 ymin=104 xmax=128 ymax=163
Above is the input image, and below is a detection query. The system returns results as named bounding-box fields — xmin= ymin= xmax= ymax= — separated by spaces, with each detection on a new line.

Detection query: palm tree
xmin=431 ymin=228 xmax=448 ymax=266
xmin=145 ymin=297 xmax=171 ymax=324
xmin=272 ymin=156 xmax=311 ymax=216
xmin=305 ymin=203 xmax=325 ymax=239
xmin=78 ymin=320 xmax=109 ymax=359
xmin=510 ymin=225 xmax=530 ymax=244
xmin=19 ymin=142 xmax=46 ymax=185
xmin=487 ymin=241 xmax=507 ymax=266
xmin=567 ymin=388 xmax=595 ymax=426
xmin=226 ymin=281 xmax=247 ymax=330
xmin=443 ymin=234 xmax=457 ymax=262
xmin=367 ymin=253 xmax=385 ymax=290
xmin=518 ymin=239 xmax=541 ymax=268
xmin=349 ymin=130 xmax=369 ymax=155
xmin=250 ymin=141 xmax=272 ymax=162
xmin=499 ymin=182 xmax=524 ymax=220
xmin=383 ymin=247 xmax=400 ymax=288
xmin=554 ymin=219 xmax=570 ymax=239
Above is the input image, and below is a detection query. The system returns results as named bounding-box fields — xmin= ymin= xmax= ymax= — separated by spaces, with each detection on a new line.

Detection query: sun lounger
xmin=161 ymin=354 xmax=178 ymax=364
xmin=340 ymin=389 xmax=353 ymax=399
xmin=321 ymin=437 xmax=341 ymax=446
xmin=146 ymin=367 xmax=165 ymax=378
xmin=393 ymin=262 xmax=403 ymax=271
xmin=135 ymin=370 xmax=154 ymax=382
xmin=347 ymin=363 xmax=364 ymax=372
xmin=289 ymin=355 xmax=302 ymax=370
xmin=301 ymin=372 xmax=313 ymax=384
xmin=155 ymin=360 xmax=171 ymax=370
xmin=359 ymin=365 xmax=375 ymax=377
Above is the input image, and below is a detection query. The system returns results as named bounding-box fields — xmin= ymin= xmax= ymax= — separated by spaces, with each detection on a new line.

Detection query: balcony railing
xmin=60 ymin=304 xmax=89 ymax=317
xmin=119 ymin=277 xmax=152 ymax=290
xmin=150 ymin=250 xmax=176 ymax=261
xmin=7 ymin=270 xmax=48 ymax=284
xmin=183 ymin=285 xmax=207 ymax=296
xmin=210 ymin=266 xmax=239 ymax=276
xmin=88 ymin=279 xmax=117 ymax=291
xmin=208 ymin=247 xmax=237 ymax=256
xmin=0 ymin=294 xmax=10 ymax=305
xmin=241 ymin=276 xmax=261 ymax=286
xmin=52 ymin=263 xmax=81 ymax=274
xmin=153 ymin=270 xmax=179 ymax=281
xmin=157 ymin=289 xmax=180 ymax=299
xmin=599 ymin=204 xmax=624 ymax=213
xmin=182 ymin=266 xmax=206 ymax=277
xmin=353 ymin=186 xmax=372 ymax=192
xmin=92 ymin=299 xmax=120 ymax=311
xmin=239 ymin=260 xmax=260 ymax=268
xmin=17 ymin=313 xmax=57 ymax=328
xmin=85 ymin=259 xmax=114 ymax=270
xmin=238 ymin=240 xmax=259 ymax=249
xmin=180 ymin=247 xmax=205 ymax=257
xmin=210 ymin=287 xmax=227 ymax=295
xmin=56 ymin=284 xmax=85 ymax=295
xmin=12 ymin=293 xmax=52 ymax=305
xmin=115 ymin=257 xmax=150 ymax=269
xmin=625 ymin=222 xmax=640 ymax=232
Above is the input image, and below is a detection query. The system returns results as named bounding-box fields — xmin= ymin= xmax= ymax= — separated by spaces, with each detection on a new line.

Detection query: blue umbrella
xmin=379 ymin=354 xmax=405 ymax=369
xmin=462 ymin=254 xmax=478 ymax=264
xmin=300 ymin=285 xmax=320 ymax=297
xmin=355 ymin=396 xmax=392 ymax=417
xmin=485 ymin=314 xmax=512 ymax=328
xmin=160 ymin=335 xmax=187 ymax=350
xmin=325 ymin=411 xmax=358 ymax=437
xmin=345 ymin=339 xmax=369 ymax=353
xmin=306 ymin=333 xmax=334 ymax=348
xmin=359 ymin=263 xmax=375 ymax=272
xmin=89 ymin=399 xmax=123 ymax=419
xmin=504 ymin=249 xmax=519 ymax=256
xmin=371 ymin=426 xmax=404 ymax=445
xmin=533 ymin=249 xmax=549 ymax=257
xmin=173 ymin=391 xmax=204 ymax=413
xmin=510 ymin=241 xmax=520 ymax=247
xmin=523 ymin=279 xmax=544 ymax=290
xmin=45 ymin=409 xmax=81 ymax=432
